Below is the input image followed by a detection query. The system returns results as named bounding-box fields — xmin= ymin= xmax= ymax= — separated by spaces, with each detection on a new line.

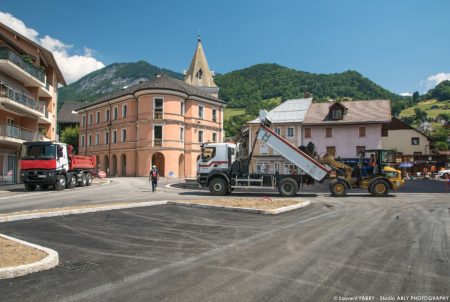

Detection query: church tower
xmin=184 ymin=36 xmax=219 ymax=98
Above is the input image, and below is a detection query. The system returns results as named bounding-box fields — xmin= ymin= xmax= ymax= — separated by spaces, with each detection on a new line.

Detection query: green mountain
xmin=215 ymin=63 xmax=402 ymax=111
xmin=58 ymin=60 xmax=183 ymax=107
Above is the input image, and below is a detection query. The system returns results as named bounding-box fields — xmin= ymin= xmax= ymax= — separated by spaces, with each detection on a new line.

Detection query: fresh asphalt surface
xmin=0 ymin=178 xmax=449 ymax=301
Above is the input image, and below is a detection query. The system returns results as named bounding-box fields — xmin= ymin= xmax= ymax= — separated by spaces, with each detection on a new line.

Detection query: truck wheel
xmin=86 ymin=173 xmax=92 ymax=186
xmin=370 ymin=179 xmax=389 ymax=197
xmin=278 ymin=178 xmax=298 ymax=197
xmin=329 ymin=179 xmax=347 ymax=197
xmin=55 ymin=175 xmax=66 ymax=191
xmin=78 ymin=174 xmax=87 ymax=187
xmin=40 ymin=184 xmax=49 ymax=190
xmin=25 ymin=184 xmax=36 ymax=191
xmin=209 ymin=178 xmax=228 ymax=196
xmin=67 ymin=175 xmax=76 ymax=189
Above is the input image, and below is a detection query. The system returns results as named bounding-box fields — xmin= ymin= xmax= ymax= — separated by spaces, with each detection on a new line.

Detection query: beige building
xmin=77 ymin=38 xmax=224 ymax=178
xmin=381 ymin=118 xmax=430 ymax=155
xmin=0 ymin=22 xmax=65 ymax=184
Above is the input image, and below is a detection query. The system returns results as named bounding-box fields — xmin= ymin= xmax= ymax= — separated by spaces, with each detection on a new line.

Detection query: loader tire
xmin=329 ymin=179 xmax=348 ymax=197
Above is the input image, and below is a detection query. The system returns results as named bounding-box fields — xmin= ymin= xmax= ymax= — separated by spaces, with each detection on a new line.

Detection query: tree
xmin=60 ymin=126 xmax=79 ymax=154
xmin=414 ymin=108 xmax=427 ymax=122
xmin=412 ymin=91 xmax=420 ymax=103
xmin=435 ymin=141 xmax=448 ymax=151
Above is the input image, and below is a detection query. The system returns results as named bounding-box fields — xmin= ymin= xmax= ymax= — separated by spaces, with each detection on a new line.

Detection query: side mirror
xmin=57 ymin=146 xmax=63 ymax=158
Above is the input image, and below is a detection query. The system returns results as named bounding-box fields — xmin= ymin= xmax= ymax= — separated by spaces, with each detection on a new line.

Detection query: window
xmin=88 ymin=113 xmax=93 ymax=126
xmin=122 ymin=104 xmax=127 ymax=118
xmin=326 ymin=128 xmax=332 ymax=138
xmin=81 ymin=115 xmax=86 ymax=126
xmin=359 ymin=127 xmax=366 ymax=137
xmin=356 ymin=146 xmax=365 ymax=156
xmin=274 ymin=162 xmax=280 ymax=173
xmin=274 ymin=128 xmax=281 ymax=135
xmin=304 ymin=128 xmax=311 ymax=138
xmin=260 ymin=144 xmax=268 ymax=155
xmin=180 ymin=127 xmax=184 ymax=142
xmin=198 ymin=106 xmax=204 ymax=119
xmin=256 ymin=162 xmax=270 ymax=174
xmin=287 ymin=127 xmax=294 ymax=137
xmin=96 ymin=112 xmax=100 ymax=124
xmin=105 ymin=132 xmax=109 ymax=145
xmin=212 ymin=132 xmax=217 ymax=142
xmin=95 ymin=133 xmax=99 ymax=145
xmin=326 ymin=146 xmax=336 ymax=156
xmin=180 ymin=101 xmax=185 ymax=115
xmin=88 ymin=135 xmax=92 ymax=146
xmin=113 ymin=107 xmax=118 ymax=120
xmin=105 ymin=109 xmax=110 ymax=122
xmin=112 ymin=130 xmax=117 ymax=143
xmin=81 ymin=135 xmax=85 ymax=147
xmin=154 ymin=98 xmax=163 ymax=119
xmin=212 ymin=109 xmax=217 ymax=122
xmin=332 ymin=110 xmax=343 ymax=120
xmin=411 ymin=137 xmax=420 ymax=145
xmin=198 ymin=130 xmax=204 ymax=143
xmin=201 ymin=147 xmax=216 ymax=162
xmin=154 ymin=125 xmax=163 ymax=146
xmin=196 ymin=69 xmax=203 ymax=79
xmin=121 ymin=128 xmax=127 ymax=142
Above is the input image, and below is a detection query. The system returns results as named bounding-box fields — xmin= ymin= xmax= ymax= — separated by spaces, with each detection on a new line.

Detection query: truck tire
xmin=329 ymin=179 xmax=348 ymax=197
xmin=370 ymin=179 xmax=389 ymax=197
xmin=39 ymin=184 xmax=49 ymax=190
xmin=67 ymin=174 xmax=76 ymax=189
xmin=55 ymin=175 xmax=66 ymax=191
xmin=25 ymin=184 xmax=36 ymax=191
xmin=209 ymin=177 xmax=228 ymax=196
xmin=278 ymin=178 xmax=298 ymax=197
xmin=86 ymin=173 xmax=92 ymax=186
xmin=78 ymin=174 xmax=87 ymax=187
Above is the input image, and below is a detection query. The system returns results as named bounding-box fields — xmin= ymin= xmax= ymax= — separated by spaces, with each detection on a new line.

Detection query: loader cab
xmin=360 ymin=149 xmax=396 ymax=174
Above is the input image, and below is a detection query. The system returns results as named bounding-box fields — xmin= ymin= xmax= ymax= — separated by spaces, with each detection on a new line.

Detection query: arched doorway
xmin=104 ymin=155 xmax=110 ymax=175
xmin=95 ymin=156 xmax=100 ymax=173
xmin=121 ymin=154 xmax=126 ymax=177
xmin=111 ymin=154 xmax=117 ymax=176
xmin=151 ymin=152 xmax=165 ymax=176
xmin=178 ymin=154 xmax=185 ymax=178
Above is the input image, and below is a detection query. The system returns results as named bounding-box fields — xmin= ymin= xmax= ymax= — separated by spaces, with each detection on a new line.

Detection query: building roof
xmin=0 ymin=22 xmax=66 ymax=86
xmin=382 ymin=117 xmax=430 ymax=139
xmin=248 ymin=98 xmax=313 ymax=124
xmin=303 ymin=100 xmax=391 ymax=125
xmin=76 ymin=75 xmax=224 ymax=111
xmin=58 ymin=102 xmax=85 ymax=123
xmin=184 ymin=37 xmax=217 ymax=88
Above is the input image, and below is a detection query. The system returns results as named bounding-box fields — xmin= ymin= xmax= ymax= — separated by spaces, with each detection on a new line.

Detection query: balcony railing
xmin=0 ymin=47 xmax=46 ymax=84
xmin=0 ymin=83 xmax=46 ymax=114
xmin=0 ymin=124 xmax=44 ymax=142
xmin=154 ymin=139 xmax=162 ymax=147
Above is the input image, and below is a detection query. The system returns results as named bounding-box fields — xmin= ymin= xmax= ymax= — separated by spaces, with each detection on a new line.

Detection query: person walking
xmin=149 ymin=165 xmax=159 ymax=192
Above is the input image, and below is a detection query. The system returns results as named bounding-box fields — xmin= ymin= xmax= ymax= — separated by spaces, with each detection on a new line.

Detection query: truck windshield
xmin=201 ymin=147 xmax=216 ymax=162
xmin=21 ymin=145 xmax=56 ymax=160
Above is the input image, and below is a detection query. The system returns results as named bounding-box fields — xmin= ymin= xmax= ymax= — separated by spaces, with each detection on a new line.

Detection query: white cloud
xmin=0 ymin=11 xmax=104 ymax=83
xmin=420 ymin=72 xmax=450 ymax=92
xmin=400 ymin=92 xmax=412 ymax=97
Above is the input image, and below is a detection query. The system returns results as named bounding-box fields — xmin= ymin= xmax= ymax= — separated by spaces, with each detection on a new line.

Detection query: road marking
xmin=0 ymin=191 xmax=54 ymax=200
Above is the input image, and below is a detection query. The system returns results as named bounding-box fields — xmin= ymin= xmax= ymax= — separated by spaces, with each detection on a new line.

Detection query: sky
xmin=1 ymin=0 xmax=449 ymax=94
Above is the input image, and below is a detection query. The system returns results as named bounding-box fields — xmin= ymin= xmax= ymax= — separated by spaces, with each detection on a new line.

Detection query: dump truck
xmin=197 ymin=110 xmax=404 ymax=197
xmin=20 ymin=142 xmax=96 ymax=191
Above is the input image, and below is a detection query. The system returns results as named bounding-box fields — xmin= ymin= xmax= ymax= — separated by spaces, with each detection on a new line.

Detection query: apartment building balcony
xmin=0 ymin=82 xmax=48 ymax=120
xmin=0 ymin=47 xmax=47 ymax=88
xmin=0 ymin=124 xmax=45 ymax=146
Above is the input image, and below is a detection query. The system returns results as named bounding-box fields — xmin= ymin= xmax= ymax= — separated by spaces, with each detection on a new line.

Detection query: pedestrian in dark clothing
xmin=149 ymin=165 xmax=159 ymax=192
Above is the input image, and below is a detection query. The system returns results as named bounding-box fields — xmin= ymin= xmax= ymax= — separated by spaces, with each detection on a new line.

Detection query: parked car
xmin=437 ymin=169 xmax=450 ymax=179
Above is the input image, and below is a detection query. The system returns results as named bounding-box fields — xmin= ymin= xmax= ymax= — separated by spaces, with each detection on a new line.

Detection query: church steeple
xmin=184 ymin=37 xmax=219 ymax=98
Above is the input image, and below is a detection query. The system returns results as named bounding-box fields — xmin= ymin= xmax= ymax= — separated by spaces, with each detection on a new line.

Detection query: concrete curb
xmin=0 ymin=234 xmax=59 ymax=279
xmin=0 ymin=201 xmax=168 ymax=223
xmin=167 ymin=200 xmax=311 ymax=215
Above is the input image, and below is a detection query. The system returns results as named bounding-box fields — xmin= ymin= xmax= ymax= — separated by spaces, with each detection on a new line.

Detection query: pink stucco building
xmin=77 ymin=38 xmax=224 ymax=178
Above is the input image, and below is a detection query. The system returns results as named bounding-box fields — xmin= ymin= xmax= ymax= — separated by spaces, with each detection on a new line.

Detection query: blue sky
xmin=1 ymin=0 xmax=449 ymax=94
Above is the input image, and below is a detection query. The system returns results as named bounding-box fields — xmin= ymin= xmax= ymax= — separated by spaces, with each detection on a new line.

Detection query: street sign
xmin=98 ymin=171 xmax=106 ymax=178
xmin=168 ymin=171 xmax=174 ymax=177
